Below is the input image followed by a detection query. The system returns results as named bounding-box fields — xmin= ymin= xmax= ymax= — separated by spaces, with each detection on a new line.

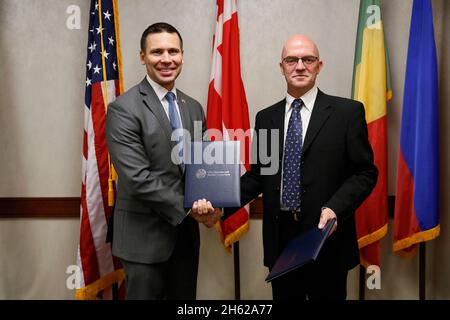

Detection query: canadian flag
xmin=207 ymin=0 xmax=250 ymax=251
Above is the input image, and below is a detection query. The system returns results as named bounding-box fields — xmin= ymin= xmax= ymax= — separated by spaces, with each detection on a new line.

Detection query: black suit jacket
xmin=227 ymin=89 xmax=378 ymax=271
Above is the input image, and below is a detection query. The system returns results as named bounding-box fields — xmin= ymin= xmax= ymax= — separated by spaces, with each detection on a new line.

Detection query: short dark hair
xmin=140 ymin=22 xmax=183 ymax=52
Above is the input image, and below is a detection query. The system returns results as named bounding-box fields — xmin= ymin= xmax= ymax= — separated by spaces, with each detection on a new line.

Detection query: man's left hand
xmin=318 ymin=207 xmax=337 ymax=236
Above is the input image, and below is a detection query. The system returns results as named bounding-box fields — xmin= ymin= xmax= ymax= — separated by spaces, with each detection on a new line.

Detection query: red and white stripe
xmin=207 ymin=0 xmax=251 ymax=249
xmin=77 ymin=80 xmax=120 ymax=299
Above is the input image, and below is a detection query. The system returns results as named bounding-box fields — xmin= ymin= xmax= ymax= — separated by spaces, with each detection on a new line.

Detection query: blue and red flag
xmin=393 ymin=0 xmax=440 ymax=255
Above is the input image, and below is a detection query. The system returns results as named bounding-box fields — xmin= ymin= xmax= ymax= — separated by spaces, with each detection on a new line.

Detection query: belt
xmin=280 ymin=210 xmax=301 ymax=222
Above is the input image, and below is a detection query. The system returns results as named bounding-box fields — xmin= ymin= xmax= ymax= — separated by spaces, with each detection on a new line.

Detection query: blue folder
xmin=184 ymin=141 xmax=241 ymax=208
xmin=265 ymin=218 xmax=336 ymax=282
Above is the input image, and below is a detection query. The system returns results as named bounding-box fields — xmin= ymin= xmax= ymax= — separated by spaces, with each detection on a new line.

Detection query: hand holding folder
xmin=184 ymin=141 xmax=241 ymax=208
xmin=190 ymin=199 xmax=223 ymax=228
xmin=266 ymin=218 xmax=337 ymax=282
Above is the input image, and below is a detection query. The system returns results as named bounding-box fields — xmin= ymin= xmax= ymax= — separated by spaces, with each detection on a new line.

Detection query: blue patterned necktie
xmin=165 ymin=92 xmax=183 ymax=165
xmin=282 ymin=98 xmax=303 ymax=211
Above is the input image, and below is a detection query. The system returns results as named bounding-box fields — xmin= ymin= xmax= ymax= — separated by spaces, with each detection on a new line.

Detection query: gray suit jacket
xmin=105 ymin=78 xmax=206 ymax=264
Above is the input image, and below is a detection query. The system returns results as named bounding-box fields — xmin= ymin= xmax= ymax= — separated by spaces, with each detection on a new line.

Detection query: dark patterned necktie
xmin=165 ymin=92 xmax=183 ymax=165
xmin=282 ymin=99 xmax=303 ymax=211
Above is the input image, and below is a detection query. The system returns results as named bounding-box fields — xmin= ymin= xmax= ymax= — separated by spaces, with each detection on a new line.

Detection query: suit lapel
xmin=176 ymin=91 xmax=193 ymax=175
xmin=302 ymin=89 xmax=332 ymax=154
xmin=271 ymin=100 xmax=286 ymax=159
xmin=176 ymin=90 xmax=192 ymax=136
xmin=139 ymin=78 xmax=173 ymax=145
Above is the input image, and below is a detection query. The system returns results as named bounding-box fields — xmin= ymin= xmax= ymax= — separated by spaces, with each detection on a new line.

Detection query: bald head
xmin=279 ymin=34 xmax=323 ymax=98
xmin=281 ymin=35 xmax=320 ymax=59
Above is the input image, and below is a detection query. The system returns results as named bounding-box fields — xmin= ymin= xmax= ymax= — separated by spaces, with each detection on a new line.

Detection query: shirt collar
xmin=285 ymin=86 xmax=318 ymax=113
xmin=146 ymin=74 xmax=177 ymax=102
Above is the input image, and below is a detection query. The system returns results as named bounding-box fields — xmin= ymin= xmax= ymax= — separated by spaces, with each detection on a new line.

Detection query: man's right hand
xmin=192 ymin=199 xmax=214 ymax=215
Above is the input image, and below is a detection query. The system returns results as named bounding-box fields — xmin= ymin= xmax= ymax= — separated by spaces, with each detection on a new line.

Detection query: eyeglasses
xmin=282 ymin=56 xmax=319 ymax=67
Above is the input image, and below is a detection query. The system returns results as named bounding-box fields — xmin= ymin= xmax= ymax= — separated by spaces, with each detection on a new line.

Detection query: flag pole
xmin=359 ymin=265 xmax=365 ymax=300
xmin=233 ymin=242 xmax=241 ymax=300
xmin=419 ymin=243 xmax=426 ymax=300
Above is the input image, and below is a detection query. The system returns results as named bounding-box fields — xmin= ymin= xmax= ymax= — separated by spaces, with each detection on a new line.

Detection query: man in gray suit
xmin=106 ymin=22 xmax=220 ymax=299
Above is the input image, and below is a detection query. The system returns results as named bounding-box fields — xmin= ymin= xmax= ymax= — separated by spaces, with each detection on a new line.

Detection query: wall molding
xmin=0 ymin=196 xmax=394 ymax=219
xmin=0 ymin=197 xmax=80 ymax=218
xmin=0 ymin=197 xmax=264 ymax=219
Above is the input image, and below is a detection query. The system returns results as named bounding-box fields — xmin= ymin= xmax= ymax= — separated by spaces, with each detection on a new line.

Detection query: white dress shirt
xmin=146 ymin=75 xmax=184 ymax=128
xmin=283 ymin=86 xmax=318 ymax=145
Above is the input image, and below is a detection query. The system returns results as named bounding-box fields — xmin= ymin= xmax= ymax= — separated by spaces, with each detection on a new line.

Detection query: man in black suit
xmin=226 ymin=35 xmax=377 ymax=300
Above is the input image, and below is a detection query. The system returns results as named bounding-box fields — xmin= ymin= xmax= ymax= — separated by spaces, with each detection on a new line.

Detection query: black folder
xmin=184 ymin=141 xmax=241 ymax=208
xmin=265 ymin=218 xmax=336 ymax=282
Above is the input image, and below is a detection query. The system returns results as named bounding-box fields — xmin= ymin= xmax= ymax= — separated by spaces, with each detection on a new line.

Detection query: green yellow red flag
xmin=351 ymin=0 xmax=392 ymax=267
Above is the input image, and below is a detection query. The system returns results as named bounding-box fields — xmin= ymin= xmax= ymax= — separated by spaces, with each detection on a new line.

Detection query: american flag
xmin=76 ymin=0 xmax=124 ymax=300
xmin=207 ymin=0 xmax=250 ymax=251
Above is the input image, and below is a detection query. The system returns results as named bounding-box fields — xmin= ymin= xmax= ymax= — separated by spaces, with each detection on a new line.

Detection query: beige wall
xmin=0 ymin=0 xmax=448 ymax=299
xmin=434 ymin=0 xmax=450 ymax=300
